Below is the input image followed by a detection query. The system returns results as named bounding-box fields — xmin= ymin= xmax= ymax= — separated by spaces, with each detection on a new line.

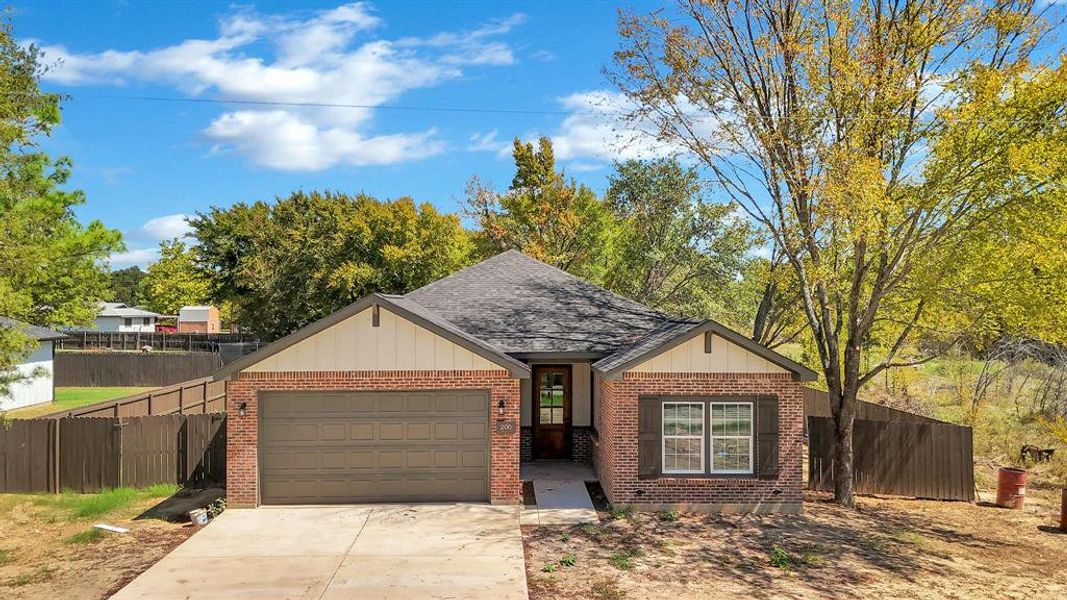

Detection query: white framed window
xmin=710 ymin=402 xmax=754 ymax=474
xmin=662 ymin=402 xmax=705 ymax=474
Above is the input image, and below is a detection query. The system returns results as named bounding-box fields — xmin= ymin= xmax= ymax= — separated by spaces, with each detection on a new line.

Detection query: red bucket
xmin=995 ymin=467 xmax=1027 ymax=509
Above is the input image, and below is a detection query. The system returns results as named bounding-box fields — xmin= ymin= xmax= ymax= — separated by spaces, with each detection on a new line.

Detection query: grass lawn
xmin=0 ymin=484 xmax=193 ymax=598
xmin=4 ymin=387 xmax=154 ymax=419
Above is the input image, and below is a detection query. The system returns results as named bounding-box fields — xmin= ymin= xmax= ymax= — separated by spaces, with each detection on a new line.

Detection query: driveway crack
xmin=317 ymin=507 xmax=373 ymax=599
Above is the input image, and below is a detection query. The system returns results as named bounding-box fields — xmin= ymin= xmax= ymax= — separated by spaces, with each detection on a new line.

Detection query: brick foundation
xmin=593 ymin=372 xmax=804 ymax=513
xmin=520 ymin=425 xmax=595 ymax=465
xmin=225 ymin=370 xmax=522 ymax=507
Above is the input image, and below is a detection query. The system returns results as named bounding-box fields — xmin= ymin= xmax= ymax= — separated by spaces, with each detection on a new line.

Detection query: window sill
xmin=639 ymin=473 xmax=758 ymax=481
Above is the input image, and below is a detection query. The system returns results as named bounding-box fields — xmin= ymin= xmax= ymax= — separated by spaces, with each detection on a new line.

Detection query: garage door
xmin=259 ymin=390 xmax=489 ymax=504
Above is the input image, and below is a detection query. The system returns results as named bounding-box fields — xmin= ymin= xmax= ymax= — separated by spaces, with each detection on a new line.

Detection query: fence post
xmin=52 ymin=419 xmax=61 ymax=493
xmin=178 ymin=386 xmax=184 ymax=415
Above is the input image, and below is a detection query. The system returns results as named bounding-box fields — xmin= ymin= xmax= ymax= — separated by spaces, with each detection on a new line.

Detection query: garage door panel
xmin=260 ymin=390 xmax=490 ymax=504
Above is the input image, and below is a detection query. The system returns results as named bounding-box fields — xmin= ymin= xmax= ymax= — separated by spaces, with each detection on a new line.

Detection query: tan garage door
xmin=259 ymin=390 xmax=489 ymax=504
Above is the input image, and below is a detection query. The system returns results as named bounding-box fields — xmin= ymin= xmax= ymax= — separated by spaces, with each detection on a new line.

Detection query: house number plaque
xmin=495 ymin=419 xmax=515 ymax=433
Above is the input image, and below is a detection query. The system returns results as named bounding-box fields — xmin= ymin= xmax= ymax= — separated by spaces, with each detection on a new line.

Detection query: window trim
xmin=661 ymin=401 xmax=705 ymax=475
xmin=708 ymin=401 xmax=754 ymax=475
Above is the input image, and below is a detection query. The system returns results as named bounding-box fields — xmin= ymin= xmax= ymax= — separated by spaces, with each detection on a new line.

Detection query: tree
xmin=109 ymin=266 xmax=146 ymax=306
xmin=465 ymin=137 xmax=614 ymax=279
xmin=0 ymin=16 xmax=121 ymax=394
xmin=190 ymin=192 xmax=473 ymax=340
xmin=612 ymin=0 xmax=1057 ymax=505
xmin=139 ymin=238 xmax=210 ymax=315
xmin=601 ymin=158 xmax=753 ymax=316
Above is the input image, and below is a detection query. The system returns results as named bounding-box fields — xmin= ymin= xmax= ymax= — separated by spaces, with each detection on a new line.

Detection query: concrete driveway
xmin=111 ymin=504 xmax=528 ymax=600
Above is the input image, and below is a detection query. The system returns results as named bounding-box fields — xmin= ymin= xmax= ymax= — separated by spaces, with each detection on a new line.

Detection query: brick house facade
xmin=215 ymin=252 xmax=815 ymax=511
xmin=226 ymin=370 xmax=521 ymax=508
xmin=594 ymin=372 xmax=804 ymax=513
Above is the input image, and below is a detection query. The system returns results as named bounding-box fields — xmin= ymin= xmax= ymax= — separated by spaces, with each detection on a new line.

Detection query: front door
xmin=533 ymin=365 xmax=571 ymax=460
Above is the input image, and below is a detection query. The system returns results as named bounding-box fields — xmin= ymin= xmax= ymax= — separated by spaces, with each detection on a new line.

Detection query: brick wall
xmin=226 ymin=370 xmax=522 ymax=507
xmin=593 ymin=372 xmax=804 ymax=513
xmin=520 ymin=425 xmax=594 ymax=464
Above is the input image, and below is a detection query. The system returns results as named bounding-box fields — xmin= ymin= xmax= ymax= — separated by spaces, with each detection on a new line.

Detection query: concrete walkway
xmin=520 ymin=463 xmax=599 ymax=526
xmin=111 ymin=504 xmax=528 ymax=600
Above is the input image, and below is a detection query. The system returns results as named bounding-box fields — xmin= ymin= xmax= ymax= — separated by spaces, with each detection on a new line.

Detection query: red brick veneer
xmin=593 ymin=372 xmax=804 ymax=513
xmin=226 ymin=370 xmax=521 ymax=507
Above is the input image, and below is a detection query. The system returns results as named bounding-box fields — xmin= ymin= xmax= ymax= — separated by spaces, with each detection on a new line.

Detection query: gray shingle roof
xmin=591 ymin=319 xmax=704 ymax=373
xmin=403 ymin=250 xmax=671 ymax=354
xmin=0 ymin=317 xmax=67 ymax=341
xmin=98 ymin=302 xmax=159 ymax=318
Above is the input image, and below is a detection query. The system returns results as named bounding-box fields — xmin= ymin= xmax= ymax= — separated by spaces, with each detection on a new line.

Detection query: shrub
xmin=541 ymin=562 xmax=557 ymax=573
xmin=609 ymin=505 xmax=633 ymax=521
xmin=559 ymin=553 xmax=577 ymax=567
xmin=659 ymin=509 xmax=680 ymax=522
xmin=609 ymin=552 xmax=634 ymax=570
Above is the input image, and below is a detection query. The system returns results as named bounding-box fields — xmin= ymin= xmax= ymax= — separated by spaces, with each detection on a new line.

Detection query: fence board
xmin=0 ymin=420 xmax=54 ymax=492
xmin=1 ymin=414 xmax=226 ymax=494
xmin=808 ymin=416 xmax=974 ymax=501
xmin=55 ymin=351 xmax=222 ymax=387
xmin=43 ymin=378 xmax=226 ymax=419
xmin=58 ymin=331 xmax=258 ymax=353
xmin=804 ymin=388 xmax=943 ymax=424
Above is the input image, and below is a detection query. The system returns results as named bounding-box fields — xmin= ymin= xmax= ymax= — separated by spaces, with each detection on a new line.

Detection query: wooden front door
xmin=533 ymin=365 xmax=571 ymax=460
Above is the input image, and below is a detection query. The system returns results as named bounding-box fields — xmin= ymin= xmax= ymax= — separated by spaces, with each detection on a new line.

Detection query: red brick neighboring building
xmin=215 ymin=251 xmax=815 ymax=511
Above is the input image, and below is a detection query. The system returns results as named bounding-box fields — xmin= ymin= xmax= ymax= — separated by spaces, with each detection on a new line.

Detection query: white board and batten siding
xmin=246 ymin=306 xmax=506 ymax=373
xmin=628 ymin=333 xmax=788 ymax=375
xmin=1 ymin=342 xmax=55 ymax=411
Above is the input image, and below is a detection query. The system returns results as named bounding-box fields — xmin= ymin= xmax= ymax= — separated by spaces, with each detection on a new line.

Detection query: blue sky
xmin=15 ymin=1 xmax=670 ymax=267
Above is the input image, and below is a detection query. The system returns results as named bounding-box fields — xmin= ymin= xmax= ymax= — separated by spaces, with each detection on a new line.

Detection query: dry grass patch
xmin=524 ymin=489 xmax=1067 ymax=599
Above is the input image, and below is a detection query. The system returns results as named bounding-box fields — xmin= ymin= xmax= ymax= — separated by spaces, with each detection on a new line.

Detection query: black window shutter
xmin=638 ymin=398 xmax=661 ymax=478
xmin=757 ymin=395 xmax=780 ymax=480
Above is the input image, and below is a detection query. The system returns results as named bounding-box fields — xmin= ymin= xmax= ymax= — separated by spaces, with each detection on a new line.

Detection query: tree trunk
xmin=829 ymin=386 xmax=857 ymax=507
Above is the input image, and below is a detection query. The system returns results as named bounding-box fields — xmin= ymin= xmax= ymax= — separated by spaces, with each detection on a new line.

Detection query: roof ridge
xmin=403 ymin=250 xmax=521 ymax=299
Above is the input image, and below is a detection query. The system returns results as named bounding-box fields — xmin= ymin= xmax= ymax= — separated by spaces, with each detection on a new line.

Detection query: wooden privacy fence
xmin=42 ymin=377 xmax=226 ymax=418
xmin=808 ymin=416 xmax=975 ymax=501
xmin=0 ymin=413 xmax=226 ymax=493
xmin=804 ymin=387 xmax=941 ymax=424
xmin=55 ymin=351 xmax=222 ymax=387
xmin=59 ymin=331 xmax=258 ymax=353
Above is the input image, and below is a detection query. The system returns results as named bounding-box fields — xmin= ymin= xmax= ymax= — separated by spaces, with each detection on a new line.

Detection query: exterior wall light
xmin=497 ymin=399 xmax=506 ymax=415
xmin=238 ymin=402 xmax=247 ymax=417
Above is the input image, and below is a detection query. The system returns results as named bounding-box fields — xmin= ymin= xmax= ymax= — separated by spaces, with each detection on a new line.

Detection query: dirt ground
xmin=0 ymin=493 xmax=197 ymax=599
xmin=524 ymin=486 xmax=1067 ymax=600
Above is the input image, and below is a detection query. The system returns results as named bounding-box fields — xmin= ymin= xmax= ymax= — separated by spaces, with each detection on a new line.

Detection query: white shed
xmin=0 ymin=317 xmax=67 ymax=412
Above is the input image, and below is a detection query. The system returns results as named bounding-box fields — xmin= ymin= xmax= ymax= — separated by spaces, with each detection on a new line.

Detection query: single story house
xmin=178 ymin=305 xmax=221 ymax=333
xmin=215 ymin=251 xmax=816 ymax=511
xmin=0 ymin=317 xmax=67 ymax=412
xmin=94 ymin=302 xmax=160 ymax=332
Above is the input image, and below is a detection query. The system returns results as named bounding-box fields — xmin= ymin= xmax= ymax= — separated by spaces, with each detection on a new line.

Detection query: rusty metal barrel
xmin=995 ymin=467 xmax=1027 ymax=509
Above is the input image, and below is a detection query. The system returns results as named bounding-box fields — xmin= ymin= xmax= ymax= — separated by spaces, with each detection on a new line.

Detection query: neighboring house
xmin=94 ymin=302 xmax=160 ymax=332
xmin=216 ymin=251 xmax=816 ymax=511
xmin=178 ymin=305 xmax=220 ymax=333
xmin=0 ymin=317 xmax=66 ymax=412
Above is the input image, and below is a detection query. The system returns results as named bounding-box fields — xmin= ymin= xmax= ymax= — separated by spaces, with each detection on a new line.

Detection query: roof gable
xmin=403 ymin=250 xmax=668 ymax=354
xmin=214 ymin=294 xmax=530 ymax=379
xmin=593 ymin=319 xmax=817 ymax=381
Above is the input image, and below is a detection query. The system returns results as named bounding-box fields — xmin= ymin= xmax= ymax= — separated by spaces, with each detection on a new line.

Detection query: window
xmin=537 ymin=370 xmax=566 ymax=424
xmin=143 ymin=317 xmax=151 ymax=325
xmin=710 ymin=402 xmax=753 ymax=474
xmin=123 ymin=318 xmax=132 ymax=326
xmin=662 ymin=402 xmax=704 ymax=474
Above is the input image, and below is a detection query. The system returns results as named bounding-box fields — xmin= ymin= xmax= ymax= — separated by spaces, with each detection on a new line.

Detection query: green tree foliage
xmin=612 ymin=0 xmax=1054 ymax=505
xmin=465 ymin=137 xmax=613 ymax=279
xmin=109 ymin=266 xmax=146 ymax=306
xmin=0 ymin=17 xmax=121 ymax=393
xmin=190 ymin=192 xmax=472 ymax=340
xmin=139 ymin=239 xmax=211 ymax=315
xmin=601 ymin=158 xmax=753 ymax=317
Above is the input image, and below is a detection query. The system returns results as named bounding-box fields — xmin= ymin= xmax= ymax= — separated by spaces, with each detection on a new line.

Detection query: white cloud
xmin=136 ymin=214 xmax=192 ymax=241
xmin=109 ymin=213 xmax=193 ymax=268
xmin=38 ymin=3 xmax=522 ymax=170
xmin=468 ymin=91 xmax=695 ymax=168
xmin=109 ymin=248 xmax=160 ymax=269
xmin=205 ymin=110 xmax=443 ymax=170
xmin=467 ymin=130 xmax=508 ymax=153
